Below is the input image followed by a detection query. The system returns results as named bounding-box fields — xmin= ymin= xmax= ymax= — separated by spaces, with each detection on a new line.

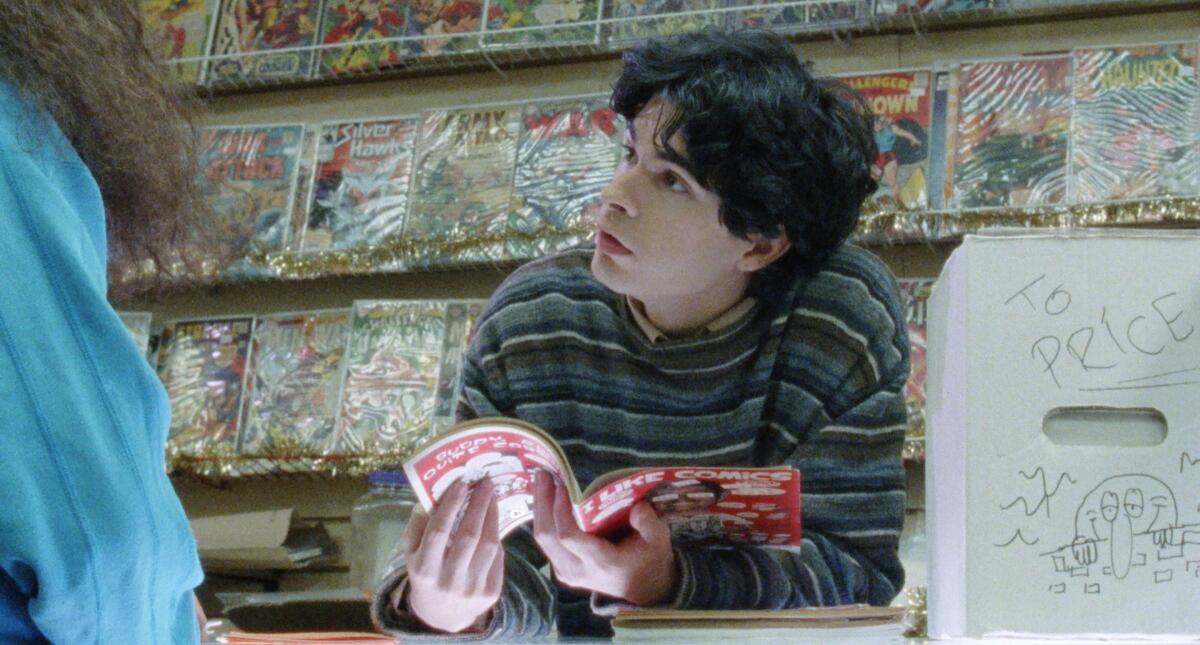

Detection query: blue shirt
xmin=0 ymin=83 xmax=203 ymax=644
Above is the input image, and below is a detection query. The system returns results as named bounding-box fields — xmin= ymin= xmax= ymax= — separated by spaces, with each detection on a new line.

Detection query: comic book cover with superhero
xmin=333 ymin=301 xmax=448 ymax=458
xmin=952 ymin=56 xmax=1071 ymax=209
xmin=898 ymin=278 xmax=932 ymax=438
xmin=303 ymin=116 xmax=419 ymax=253
xmin=157 ymin=317 xmax=255 ymax=459
xmin=608 ymin=0 xmax=723 ymax=45
xmin=118 ymin=311 xmax=155 ymax=359
xmin=318 ymin=0 xmax=407 ymax=76
xmin=482 ymin=0 xmax=601 ymax=49
xmin=141 ymin=0 xmax=215 ymax=83
xmin=874 ymin=0 xmax=989 ymax=15
xmin=238 ymin=309 xmax=352 ymax=457
xmin=206 ymin=0 xmax=322 ymax=84
xmin=429 ymin=300 xmax=486 ymax=434
xmin=1071 ymin=42 xmax=1200 ymax=203
xmin=402 ymin=0 xmax=483 ymax=58
xmin=508 ymin=96 xmax=619 ymax=260
xmin=840 ymin=69 xmax=933 ymax=213
xmin=199 ymin=124 xmax=304 ymax=273
xmin=406 ymin=106 xmax=519 ymax=266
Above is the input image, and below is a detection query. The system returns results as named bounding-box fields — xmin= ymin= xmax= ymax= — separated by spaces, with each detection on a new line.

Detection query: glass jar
xmin=350 ymin=470 xmax=416 ymax=597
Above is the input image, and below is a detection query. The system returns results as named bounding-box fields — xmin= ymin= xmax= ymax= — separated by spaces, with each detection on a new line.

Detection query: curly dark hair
xmin=0 ymin=0 xmax=209 ymax=300
xmin=611 ymin=28 xmax=877 ymax=289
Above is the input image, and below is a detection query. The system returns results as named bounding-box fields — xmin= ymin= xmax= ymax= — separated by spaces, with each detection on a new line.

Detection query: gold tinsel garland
xmin=116 ymin=197 xmax=1200 ymax=291
xmin=903 ymin=585 xmax=928 ymax=638
xmin=251 ymin=226 xmax=591 ymax=280
xmin=167 ymin=445 xmax=415 ymax=480
xmin=859 ymin=196 xmax=1200 ymax=242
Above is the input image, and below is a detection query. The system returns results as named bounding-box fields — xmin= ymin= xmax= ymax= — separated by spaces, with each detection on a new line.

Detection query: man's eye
xmin=664 ymin=172 xmax=688 ymax=193
xmin=621 ymin=145 xmax=636 ymax=162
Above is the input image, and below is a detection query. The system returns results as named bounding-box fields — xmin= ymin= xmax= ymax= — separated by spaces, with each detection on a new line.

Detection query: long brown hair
xmin=0 ymin=0 xmax=207 ymax=299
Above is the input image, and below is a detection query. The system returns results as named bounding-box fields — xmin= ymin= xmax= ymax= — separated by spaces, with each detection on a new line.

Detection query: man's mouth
xmin=596 ymin=228 xmax=632 ymax=255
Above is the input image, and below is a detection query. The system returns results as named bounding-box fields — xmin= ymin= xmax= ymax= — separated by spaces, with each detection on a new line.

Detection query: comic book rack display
xmin=121 ymin=279 xmax=932 ymax=479
xmin=143 ymin=0 xmax=1190 ymax=87
xmin=115 ymin=35 xmax=1200 ymax=292
xmin=134 ymin=300 xmax=484 ymax=478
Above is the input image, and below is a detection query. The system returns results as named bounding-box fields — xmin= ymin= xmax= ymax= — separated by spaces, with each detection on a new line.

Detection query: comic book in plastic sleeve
xmin=874 ymin=0 xmax=989 ymax=15
xmin=725 ymin=0 xmax=806 ymax=33
xmin=302 ymin=117 xmax=419 ymax=253
xmin=206 ymin=0 xmax=321 ymax=84
xmin=405 ymin=107 xmax=520 ymax=266
xmin=951 ymin=56 xmax=1071 ymax=210
xmin=238 ymin=309 xmax=352 ymax=458
xmin=118 ymin=311 xmax=154 ymax=360
xmin=156 ymin=317 xmax=255 ymax=459
xmin=402 ymin=0 xmax=483 ymax=58
xmin=288 ymin=128 xmax=318 ymax=252
xmin=607 ymin=0 xmax=723 ymax=46
xmin=1071 ymin=42 xmax=1200 ymax=203
xmin=926 ymin=66 xmax=956 ymax=213
xmin=508 ymin=96 xmax=620 ymax=260
xmin=897 ymin=279 xmax=933 ymax=439
xmin=839 ymin=70 xmax=933 ymax=215
xmin=333 ymin=301 xmax=448 ymax=457
xmin=429 ymin=300 xmax=487 ymax=435
xmin=318 ymin=0 xmax=407 ymax=77
xmin=198 ymin=124 xmax=304 ymax=274
xmin=141 ymin=0 xmax=213 ymax=83
xmin=403 ymin=418 xmax=802 ymax=543
xmin=482 ymin=0 xmax=602 ymax=49
xmin=807 ymin=0 xmax=862 ymax=27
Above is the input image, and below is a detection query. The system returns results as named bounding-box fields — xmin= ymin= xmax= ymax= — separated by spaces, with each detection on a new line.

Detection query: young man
xmin=372 ymin=28 xmax=910 ymax=639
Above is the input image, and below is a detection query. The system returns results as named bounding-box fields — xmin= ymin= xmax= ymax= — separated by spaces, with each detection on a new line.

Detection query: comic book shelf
xmin=163 ymin=0 xmax=1198 ymax=93
xmin=130 ymin=1 xmax=1200 ymax=633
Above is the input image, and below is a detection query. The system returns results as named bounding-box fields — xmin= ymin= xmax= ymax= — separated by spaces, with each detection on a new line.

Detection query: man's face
xmin=591 ymin=97 xmax=754 ymax=302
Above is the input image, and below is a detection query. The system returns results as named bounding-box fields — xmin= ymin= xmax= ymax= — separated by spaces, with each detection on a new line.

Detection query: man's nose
xmin=599 ymin=168 xmax=639 ymax=219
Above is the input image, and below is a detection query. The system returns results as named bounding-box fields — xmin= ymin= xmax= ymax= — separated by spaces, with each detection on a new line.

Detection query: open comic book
xmin=402 ymin=418 xmax=801 ymax=545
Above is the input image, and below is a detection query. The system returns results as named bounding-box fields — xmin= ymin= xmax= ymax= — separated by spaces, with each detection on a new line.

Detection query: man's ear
xmin=736 ymin=230 xmax=791 ymax=273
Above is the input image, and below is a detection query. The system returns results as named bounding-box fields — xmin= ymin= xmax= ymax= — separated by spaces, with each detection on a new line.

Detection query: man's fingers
xmin=553 ymin=478 xmax=613 ymax=561
xmin=628 ymin=501 xmax=671 ymax=549
xmin=483 ymin=534 xmax=505 ymax=599
xmin=418 ymin=478 xmax=471 ymax=567
xmin=404 ymin=505 xmax=430 ymax=557
xmin=532 ymin=473 xmax=586 ymax=577
xmin=445 ymin=478 xmax=496 ymax=580
xmin=467 ymin=487 xmax=502 ymax=578
xmin=531 ymin=471 xmax=560 ymax=547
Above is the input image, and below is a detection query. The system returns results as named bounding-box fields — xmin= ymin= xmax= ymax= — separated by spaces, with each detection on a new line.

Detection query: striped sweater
xmin=372 ymin=243 xmax=909 ymax=639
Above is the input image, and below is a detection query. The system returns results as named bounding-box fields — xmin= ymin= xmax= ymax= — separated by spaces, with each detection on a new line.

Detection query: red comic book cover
xmin=839 ymin=70 xmax=933 ymax=213
xmin=403 ymin=418 xmax=801 ymax=545
xmin=578 ymin=466 xmax=802 ymax=546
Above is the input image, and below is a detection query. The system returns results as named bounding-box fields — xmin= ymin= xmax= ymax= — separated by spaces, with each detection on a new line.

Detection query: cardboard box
xmin=927 ymin=230 xmax=1200 ymax=638
xmin=191 ymin=508 xmax=335 ymax=571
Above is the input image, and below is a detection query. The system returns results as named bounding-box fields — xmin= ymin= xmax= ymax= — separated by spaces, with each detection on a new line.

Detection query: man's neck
xmin=633 ymin=276 xmax=750 ymax=338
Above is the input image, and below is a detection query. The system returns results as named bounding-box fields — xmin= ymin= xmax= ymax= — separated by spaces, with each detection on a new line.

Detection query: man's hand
xmin=532 ymin=471 xmax=676 ymax=606
xmin=402 ymin=477 xmax=504 ymax=633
